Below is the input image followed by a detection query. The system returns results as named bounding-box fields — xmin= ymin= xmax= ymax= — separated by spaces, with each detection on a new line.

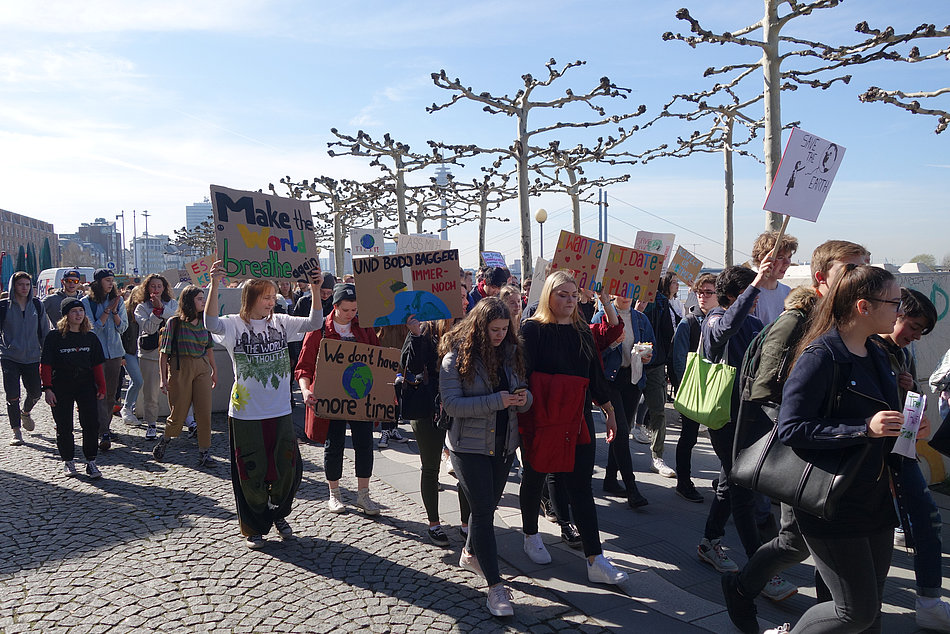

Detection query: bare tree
xmin=853 ymin=22 xmax=950 ymax=134
xmin=327 ymin=129 xmax=454 ymax=234
xmin=427 ymin=58 xmax=645 ymax=276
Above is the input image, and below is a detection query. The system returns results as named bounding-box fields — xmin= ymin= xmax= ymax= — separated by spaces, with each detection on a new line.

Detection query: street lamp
xmin=535 ymin=208 xmax=548 ymax=258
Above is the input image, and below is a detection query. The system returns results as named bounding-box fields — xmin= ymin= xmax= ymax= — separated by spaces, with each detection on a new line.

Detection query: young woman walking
xmin=133 ymin=274 xmax=177 ymax=441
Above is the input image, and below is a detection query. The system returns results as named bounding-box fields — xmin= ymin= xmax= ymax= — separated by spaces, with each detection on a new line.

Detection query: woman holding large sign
xmin=204 ymin=260 xmax=324 ymax=549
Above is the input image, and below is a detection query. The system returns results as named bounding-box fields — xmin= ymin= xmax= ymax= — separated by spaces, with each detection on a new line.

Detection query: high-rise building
xmin=186 ymin=198 xmax=213 ymax=231
xmin=132 ymin=234 xmax=173 ymax=275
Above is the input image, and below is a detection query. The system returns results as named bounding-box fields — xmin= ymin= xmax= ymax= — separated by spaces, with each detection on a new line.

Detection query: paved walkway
xmin=1 ymin=389 xmax=946 ymax=632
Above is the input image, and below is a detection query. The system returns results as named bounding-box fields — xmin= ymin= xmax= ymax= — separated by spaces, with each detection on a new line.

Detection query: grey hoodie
xmin=0 ymin=276 xmax=50 ymax=364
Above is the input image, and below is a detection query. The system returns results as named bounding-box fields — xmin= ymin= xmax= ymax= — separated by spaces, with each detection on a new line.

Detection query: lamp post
xmin=115 ymin=211 xmax=126 ymax=274
xmin=535 ymin=208 xmax=548 ymax=258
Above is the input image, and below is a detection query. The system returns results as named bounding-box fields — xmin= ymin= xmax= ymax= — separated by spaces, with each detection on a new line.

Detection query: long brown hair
xmin=439 ymin=297 xmax=525 ymax=386
xmin=794 ymin=264 xmax=895 ymax=362
xmin=240 ymin=279 xmax=278 ymax=323
xmin=56 ymin=312 xmax=92 ymax=336
xmin=528 ymin=269 xmax=594 ymax=360
xmin=130 ymin=274 xmax=172 ymax=305
xmin=176 ymin=285 xmax=205 ymax=322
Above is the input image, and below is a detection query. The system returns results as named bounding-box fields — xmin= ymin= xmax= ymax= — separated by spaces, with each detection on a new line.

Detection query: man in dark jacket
xmin=42 ymin=269 xmax=83 ymax=327
xmin=466 ymin=266 xmax=508 ymax=313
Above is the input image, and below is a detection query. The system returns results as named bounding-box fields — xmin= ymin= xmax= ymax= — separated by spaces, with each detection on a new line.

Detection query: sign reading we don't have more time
xmin=313 ymin=339 xmax=400 ymax=422
xmin=210 ymin=185 xmax=320 ymax=282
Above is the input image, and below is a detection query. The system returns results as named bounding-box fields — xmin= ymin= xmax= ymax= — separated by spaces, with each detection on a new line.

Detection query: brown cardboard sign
xmin=352 ymin=249 xmax=463 ymax=327
xmin=551 ymin=230 xmax=663 ymax=303
xmin=668 ymin=246 xmax=704 ymax=287
xmin=210 ymin=184 xmax=319 ymax=282
xmin=313 ymin=339 xmax=400 ymax=422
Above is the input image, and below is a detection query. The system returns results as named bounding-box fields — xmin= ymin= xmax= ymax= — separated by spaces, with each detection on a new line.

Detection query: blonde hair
xmin=751 ymin=231 xmax=799 ymax=266
xmin=57 ymin=312 xmax=92 ymax=336
xmin=528 ymin=270 xmax=594 ymax=358
xmin=240 ymin=279 xmax=278 ymax=322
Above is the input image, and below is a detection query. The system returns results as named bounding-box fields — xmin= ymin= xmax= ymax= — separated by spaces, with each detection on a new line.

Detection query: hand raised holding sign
xmin=307 ymin=262 xmax=324 ymax=295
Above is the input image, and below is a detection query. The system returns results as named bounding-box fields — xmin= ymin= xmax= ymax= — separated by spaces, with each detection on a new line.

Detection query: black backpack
xmin=0 ymin=297 xmax=45 ymax=343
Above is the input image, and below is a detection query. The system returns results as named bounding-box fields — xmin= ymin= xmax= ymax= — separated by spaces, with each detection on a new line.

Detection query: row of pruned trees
xmin=258 ymin=3 xmax=947 ymax=275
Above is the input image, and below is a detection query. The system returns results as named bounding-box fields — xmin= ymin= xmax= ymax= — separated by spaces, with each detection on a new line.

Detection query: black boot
xmin=627 ymin=481 xmax=649 ymax=508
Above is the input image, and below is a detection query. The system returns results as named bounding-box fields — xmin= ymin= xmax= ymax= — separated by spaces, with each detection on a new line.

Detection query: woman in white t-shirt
xmin=204 ymin=261 xmax=324 ymax=549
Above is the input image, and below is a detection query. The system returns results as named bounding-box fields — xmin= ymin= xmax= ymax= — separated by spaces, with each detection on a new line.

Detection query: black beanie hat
xmin=332 ymin=283 xmax=356 ymax=305
xmin=322 ymin=273 xmax=337 ymax=290
xmin=61 ymin=298 xmax=84 ymax=317
xmin=93 ymin=268 xmax=114 ymax=283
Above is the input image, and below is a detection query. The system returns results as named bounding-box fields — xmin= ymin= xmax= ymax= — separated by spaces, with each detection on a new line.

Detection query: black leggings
xmin=605 ymin=366 xmax=641 ymax=488
xmin=324 ymin=420 xmax=374 ymax=481
xmin=520 ymin=426 xmax=603 ymax=557
xmin=52 ymin=379 xmax=99 ymax=461
xmin=674 ymin=413 xmax=700 ymax=488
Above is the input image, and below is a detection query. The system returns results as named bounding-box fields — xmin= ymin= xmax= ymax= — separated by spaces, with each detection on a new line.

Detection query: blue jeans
xmin=122 ymin=353 xmax=143 ymax=411
xmin=896 ymin=457 xmax=943 ymax=597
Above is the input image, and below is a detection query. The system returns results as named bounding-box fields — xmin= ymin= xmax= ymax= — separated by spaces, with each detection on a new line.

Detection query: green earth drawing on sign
xmin=342 ymin=362 xmax=374 ymax=399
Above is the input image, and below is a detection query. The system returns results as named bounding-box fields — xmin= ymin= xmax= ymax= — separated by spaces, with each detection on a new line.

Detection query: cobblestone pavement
xmin=1 ymin=385 xmax=946 ymax=632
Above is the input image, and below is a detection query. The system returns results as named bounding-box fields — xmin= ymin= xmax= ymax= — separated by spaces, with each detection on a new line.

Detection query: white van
xmin=36 ymin=267 xmax=96 ymax=300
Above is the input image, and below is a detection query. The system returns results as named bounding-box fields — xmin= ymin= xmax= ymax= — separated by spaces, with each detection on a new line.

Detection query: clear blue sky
xmin=1 ymin=0 xmax=947 ymax=270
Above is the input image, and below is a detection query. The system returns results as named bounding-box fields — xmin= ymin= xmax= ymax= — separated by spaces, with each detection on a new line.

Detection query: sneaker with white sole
xmin=389 ymin=428 xmax=409 ymax=444
xmin=245 ymin=534 xmax=265 ymax=549
xmin=377 ymin=430 xmax=390 ymax=448
xmin=9 ymin=428 xmax=24 ymax=446
xmin=523 ymin=533 xmax=552 ymax=564
xmin=651 ymin=457 xmax=676 ymax=478
xmin=763 ymin=625 xmax=790 ymax=634
xmin=355 ymin=488 xmax=380 ymax=515
xmin=632 ymin=424 xmax=651 ymax=444
xmin=459 ymin=548 xmax=483 ymax=577
xmin=327 ymin=488 xmax=346 ymax=514
xmin=63 ymin=460 xmax=79 ymax=477
xmin=486 ymin=583 xmax=514 ymax=617
xmin=273 ymin=517 xmax=293 ymax=539
xmin=587 ymin=554 xmax=628 ymax=585
xmin=20 ymin=411 xmax=35 ymax=432
xmin=85 ymin=461 xmax=102 ymax=479
xmin=916 ymin=598 xmax=950 ymax=631
xmin=120 ymin=408 xmax=138 ymax=425
xmin=698 ymin=537 xmax=738 ymax=573
xmin=145 ymin=425 xmax=158 ymax=440
xmin=186 ymin=421 xmax=198 ymax=439
xmin=761 ymin=575 xmax=798 ymax=602
xmin=427 ymin=525 xmax=450 ymax=547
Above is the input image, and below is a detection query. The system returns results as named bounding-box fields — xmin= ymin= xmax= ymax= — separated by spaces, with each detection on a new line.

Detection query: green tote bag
xmin=673 ymin=336 xmax=736 ymax=430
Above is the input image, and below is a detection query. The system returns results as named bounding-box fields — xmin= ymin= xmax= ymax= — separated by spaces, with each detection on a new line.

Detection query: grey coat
xmin=440 ymin=344 xmax=532 ymax=457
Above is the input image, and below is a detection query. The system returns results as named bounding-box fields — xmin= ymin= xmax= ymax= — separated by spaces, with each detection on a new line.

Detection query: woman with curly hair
xmin=205 ymin=262 xmax=324 ymax=549
xmin=133 ymin=274 xmax=177 ymax=441
xmin=440 ymin=296 xmax=531 ymax=617
xmin=82 ymin=268 xmax=128 ymax=452
xmin=518 ymin=269 xmax=628 ymax=586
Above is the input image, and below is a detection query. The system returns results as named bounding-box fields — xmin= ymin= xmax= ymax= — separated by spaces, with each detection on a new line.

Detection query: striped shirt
xmin=160 ymin=318 xmax=213 ymax=358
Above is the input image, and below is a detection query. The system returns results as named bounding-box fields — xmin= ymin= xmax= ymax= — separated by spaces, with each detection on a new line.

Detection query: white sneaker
xmin=120 ymin=408 xmax=138 ymax=425
xmin=20 ymin=411 xmax=35 ymax=432
xmin=651 ymin=457 xmax=676 ymax=478
xmin=587 ymin=554 xmax=628 ymax=585
xmin=327 ymin=488 xmax=346 ymax=513
xmin=917 ymin=598 xmax=950 ymax=631
xmin=459 ymin=548 xmax=484 ymax=577
xmin=486 ymin=584 xmax=514 ymax=617
xmin=698 ymin=537 xmax=738 ymax=573
xmin=761 ymin=575 xmax=798 ymax=602
xmin=523 ymin=533 xmax=552 ymax=564
xmin=356 ymin=487 xmax=380 ymax=515
xmin=9 ymin=428 xmax=24 ymax=446
xmin=632 ymin=424 xmax=651 ymax=444
xmin=763 ymin=626 xmax=790 ymax=634
xmin=377 ymin=430 xmax=389 ymax=448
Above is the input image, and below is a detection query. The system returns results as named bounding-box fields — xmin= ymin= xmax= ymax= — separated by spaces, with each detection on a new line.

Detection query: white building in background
xmin=186 ymin=198 xmax=213 ymax=231
xmin=132 ymin=234 xmax=176 ymax=275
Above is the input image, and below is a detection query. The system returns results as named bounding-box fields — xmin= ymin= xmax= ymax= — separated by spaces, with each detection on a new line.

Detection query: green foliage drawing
xmin=234 ymin=351 xmax=291 ymax=392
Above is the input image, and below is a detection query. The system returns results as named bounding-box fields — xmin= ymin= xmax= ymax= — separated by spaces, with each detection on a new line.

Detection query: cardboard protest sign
xmin=210 ymin=185 xmax=319 ymax=282
xmin=634 ymin=231 xmax=675 ymax=264
xmin=160 ymin=268 xmax=190 ymax=284
xmin=352 ymin=249 xmax=464 ymax=327
xmin=481 ymin=251 xmax=507 ymax=268
xmin=600 ymin=243 xmax=663 ymax=303
xmin=396 ymin=233 xmax=450 ymax=254
xmin=312 ymin=339 xmax=400 ymax=422
xmin=526 ymin=256 xmax=549 ymax=309
xmin=350 ymin=228 xmax=385 ymax=257
xmin=551 ymin=231 xmax=663 ymax=303
xmin=187 ymin=253 xmax=222 ymax=287
xmin=668 ymin=246 xmax=704 ymax=287
xmin=764 ymin=128 xmax=846 ymax=222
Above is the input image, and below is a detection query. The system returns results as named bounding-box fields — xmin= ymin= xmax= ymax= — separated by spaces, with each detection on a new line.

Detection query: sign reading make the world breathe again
xmin=210 ymin=185 xmax=320 ymax=281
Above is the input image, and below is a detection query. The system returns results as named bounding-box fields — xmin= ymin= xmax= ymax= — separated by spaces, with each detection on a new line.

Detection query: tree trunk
xmin=478 ymin=194 xmax=488 ymax=254
xmin=516 ymin=113 xmax=533 ymax=276
xmin=415 ymin=204 xmax=424 ymax=234
xmin=566 ymin=167 xmax=581 ymax=233
xmin=395 ymin=156 xmax=409 ymax=235
xmin=762 ymin=0 xmax=784 ymax=231
xmin=333 ymin=201 xmax=345 ymax=274
xmin=723 ymin=116 xmax=735 ymax=267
